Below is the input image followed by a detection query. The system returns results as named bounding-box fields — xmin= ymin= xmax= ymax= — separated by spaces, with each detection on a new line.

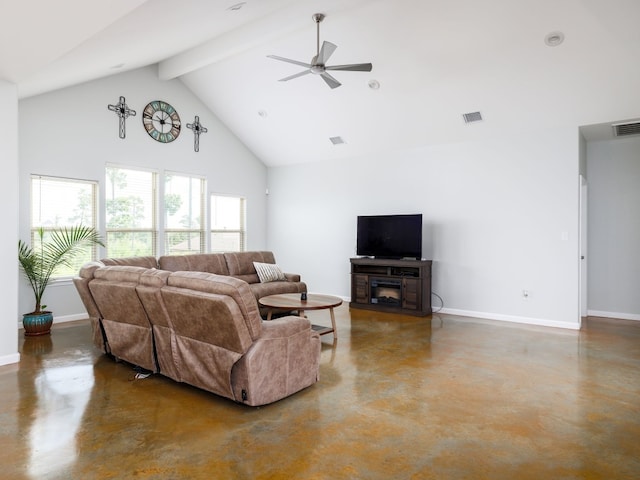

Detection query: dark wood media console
xmin=350 ymin=257 xmax=432 ymax=316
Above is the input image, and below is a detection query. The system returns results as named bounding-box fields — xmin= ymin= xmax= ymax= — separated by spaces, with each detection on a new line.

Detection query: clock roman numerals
xmin=142 ymin=100 xmax=181 ymax=143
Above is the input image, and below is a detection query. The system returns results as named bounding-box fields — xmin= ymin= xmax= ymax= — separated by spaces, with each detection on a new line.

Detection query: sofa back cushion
xmin=158 ymin=253 xmax=229 ymax=276
xmin=74 ymin=261 xmax=105 ymax=319
xmin=90 ymin=266 xmax=151 ymax=328
xmin=224 ymin=251 xmax=277 ymax=284
xmin=159 ymin=281 xmax=248 ymax=398
xmin=137 ymin=269 xmax=172 ymax=329
xmin=101 ymin=256 xmax=158 ymax=268
xmin=166 ymin=271 xmax=262 ymax=341
xmin=88 ymin=266 xmax=157 ymax=372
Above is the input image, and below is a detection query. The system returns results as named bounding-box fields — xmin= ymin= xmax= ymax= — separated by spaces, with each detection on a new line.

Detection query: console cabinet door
xmin=402 ymin=278 xmax=421 ymax=310
xmin=353 ymin=274 xmax=369 ymax=304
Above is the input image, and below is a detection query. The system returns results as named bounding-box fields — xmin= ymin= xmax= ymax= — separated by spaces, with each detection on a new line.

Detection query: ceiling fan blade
xmin=318 ymin=41 xmax=337 ymax=64
xmin=320 ymin=72 xmax=341 ymax=89
xmin=279 ymin=70 xmax=312 ymax=82
xmin=325 ymin=62 xmax=373 ymax=72
xmin=267 ymin=55 xmax=311 ymax=68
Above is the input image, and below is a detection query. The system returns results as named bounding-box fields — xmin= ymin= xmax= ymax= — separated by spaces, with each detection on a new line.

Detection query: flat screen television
xmin=356 ymin=214 xmax=422 ymax=260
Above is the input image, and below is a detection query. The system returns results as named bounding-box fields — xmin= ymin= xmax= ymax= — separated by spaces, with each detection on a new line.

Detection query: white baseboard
xmin=438 ymin=308 xmax=581 ymax=330
xmin=53 ymin=313 xmax=89 ymax=324
xmin=0 ymin=353 xmax=20 ymax=366
xmin=588 ymin=310 xmax=640 ymax=322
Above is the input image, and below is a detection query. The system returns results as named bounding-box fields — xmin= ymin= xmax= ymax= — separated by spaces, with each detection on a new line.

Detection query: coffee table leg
xmin=267 ymin=309 xmax=273 ymax=321
xmin=329 ymin=307 xmax=337 ymax=339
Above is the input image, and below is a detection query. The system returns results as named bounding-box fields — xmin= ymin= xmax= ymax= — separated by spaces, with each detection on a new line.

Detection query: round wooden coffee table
xmin=259 ymin=293 xmax=342 ymax=339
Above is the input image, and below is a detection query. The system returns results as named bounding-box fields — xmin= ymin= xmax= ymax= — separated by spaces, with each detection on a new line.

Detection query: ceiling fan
xmin=267 ymin=13 xmax=373 ymax=89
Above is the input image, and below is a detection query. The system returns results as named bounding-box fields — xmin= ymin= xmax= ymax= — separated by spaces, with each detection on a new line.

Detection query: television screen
xmin=356 ymin=214 xmax=422 ymax=259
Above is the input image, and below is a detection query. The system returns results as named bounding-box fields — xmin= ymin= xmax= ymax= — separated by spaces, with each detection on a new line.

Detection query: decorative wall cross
xmin=186 ymin=115 xmax=208 ymax=152
xmin=107 ymin=96 xmax=136 ymax=139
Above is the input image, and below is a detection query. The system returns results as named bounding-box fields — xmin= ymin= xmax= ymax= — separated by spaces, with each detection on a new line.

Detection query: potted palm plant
xmin=18 ymin=225 xmax=104 ymax=336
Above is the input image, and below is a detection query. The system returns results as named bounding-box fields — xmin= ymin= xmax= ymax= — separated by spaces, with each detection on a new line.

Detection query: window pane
xmin=211 ymin=195 xmax=245 ymax=252
xmin=210 ymin=231 xmax=242 ymax=252
xmin=30 ymin=176 xmax=98 ymax=277
xmin=211 ymin=196 xmax=242 ymax=229
xmin=106 ymin=231 xmax=156 ymax=258
xmin=165 ymin=232 xmax=204 ymax=255
xmin=164 ymin=173 xmax=205 ymax=254
xmin=105 ymin=166 xmax=156 ymax=257
xmin=32 ymin=176 xmax=96 ymax=227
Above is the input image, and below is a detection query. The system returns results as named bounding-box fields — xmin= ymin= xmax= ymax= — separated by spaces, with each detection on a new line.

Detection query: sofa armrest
xmin=260 ymin=315 xmax=311 ymax=338
xmin=231 ymin=315 xmax=320 ymax=406
xmin=284 ymin=272 xmax=301 ymax=282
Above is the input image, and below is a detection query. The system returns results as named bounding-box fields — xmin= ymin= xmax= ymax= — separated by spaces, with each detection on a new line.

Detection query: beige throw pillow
xmin=253 ymin=262 xmax=286 ymax=283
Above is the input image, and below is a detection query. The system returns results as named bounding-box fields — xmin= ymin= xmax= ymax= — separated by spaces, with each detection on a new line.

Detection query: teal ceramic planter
xmin=22 ymin=312 xmax=53 ymax=337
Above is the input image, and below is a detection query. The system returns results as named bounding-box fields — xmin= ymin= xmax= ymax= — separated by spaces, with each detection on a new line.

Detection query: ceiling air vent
xmin=463 ymin=111 xmax=483 ymax=124
xmin=612 ymin=121 xmax=640 ymax=137
xmin=329 ymin=136 xmax=345 ymax=145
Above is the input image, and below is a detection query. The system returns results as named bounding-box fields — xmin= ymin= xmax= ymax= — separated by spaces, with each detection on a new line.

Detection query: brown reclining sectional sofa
xmin=74 ymin=251 xmax=320 ymax=406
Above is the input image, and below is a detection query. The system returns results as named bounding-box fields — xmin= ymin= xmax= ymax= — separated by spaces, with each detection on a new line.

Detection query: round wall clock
xmin=142 ymin=100 xmax=181 ymax=143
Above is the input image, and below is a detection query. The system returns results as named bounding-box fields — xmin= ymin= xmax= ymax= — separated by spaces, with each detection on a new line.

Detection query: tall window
xmin=30 ymin=175 xmax=99 ymax=278
xmin=105 ymin=166 xmax=157 ymax=258
xmin=164 ymin=173 xmax=205 ymax=255
xmin=210 ymin=195 xmax=246 ymax=252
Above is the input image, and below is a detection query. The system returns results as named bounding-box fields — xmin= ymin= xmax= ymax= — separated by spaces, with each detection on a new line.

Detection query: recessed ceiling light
xmin=257 ymin=110 xmax=268 ymax=118
xmin=109 ymin=63 xmax=125 ymax=70
xmin=368 ymin=79 xmax=380 ymax=90
xmin=544 ymin=31 xmax=565 ymax=47
xmin=227 ymin=2 xmax=246 ymax=11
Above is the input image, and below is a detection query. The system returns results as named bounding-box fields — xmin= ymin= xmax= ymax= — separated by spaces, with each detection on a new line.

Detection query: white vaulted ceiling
xmin=3 ymin=0 xmax=640 ymax=166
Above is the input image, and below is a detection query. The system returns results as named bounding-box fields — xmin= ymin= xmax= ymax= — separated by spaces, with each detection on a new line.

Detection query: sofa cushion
xmin=166 ymin=271 xmax=262 ymax=341
xmin=250 ymin=280 xmax=307 ymax=300
xmin=224 ymin=251 xmax=276 ymax=284
xmin=101 ymin=256 xmax=158 ymax=268
xmin=88 ymin=266 xmax=157 ymax=372
xmin=73 ymin=261 xmax=107 ymax=353
xmin=158 ymin=253 xmax=229 ymax=275
xmin=253 ymin=262 xmax=286 ymax=283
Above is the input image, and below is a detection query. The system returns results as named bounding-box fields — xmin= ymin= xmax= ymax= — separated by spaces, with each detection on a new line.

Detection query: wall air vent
xmin=463 ymin=111 xmax=483 ymax=124
xmin=612 ymin=121 xmax=640 ymax=137
xmin=329 ymin=136 xmax=345 ymax=145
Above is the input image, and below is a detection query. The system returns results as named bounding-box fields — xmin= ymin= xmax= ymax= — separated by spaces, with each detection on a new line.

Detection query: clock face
xmin=142 ymin=101 xmax=181 ymax=143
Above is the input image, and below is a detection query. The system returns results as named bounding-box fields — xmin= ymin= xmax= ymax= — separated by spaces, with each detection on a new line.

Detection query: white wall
xmin=0 ymin=81 xmax=20 ymax=365
xmin=587 ymin=136 xmax=640 ymax=320
xmin=267 ymin=127 xmax=581 ymax=329
xmin=18 ymin=66 xmax=268 ymax=323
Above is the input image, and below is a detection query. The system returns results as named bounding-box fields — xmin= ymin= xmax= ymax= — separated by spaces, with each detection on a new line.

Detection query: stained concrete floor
xmin=1 ymin=307 xmax=639 ymax=480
